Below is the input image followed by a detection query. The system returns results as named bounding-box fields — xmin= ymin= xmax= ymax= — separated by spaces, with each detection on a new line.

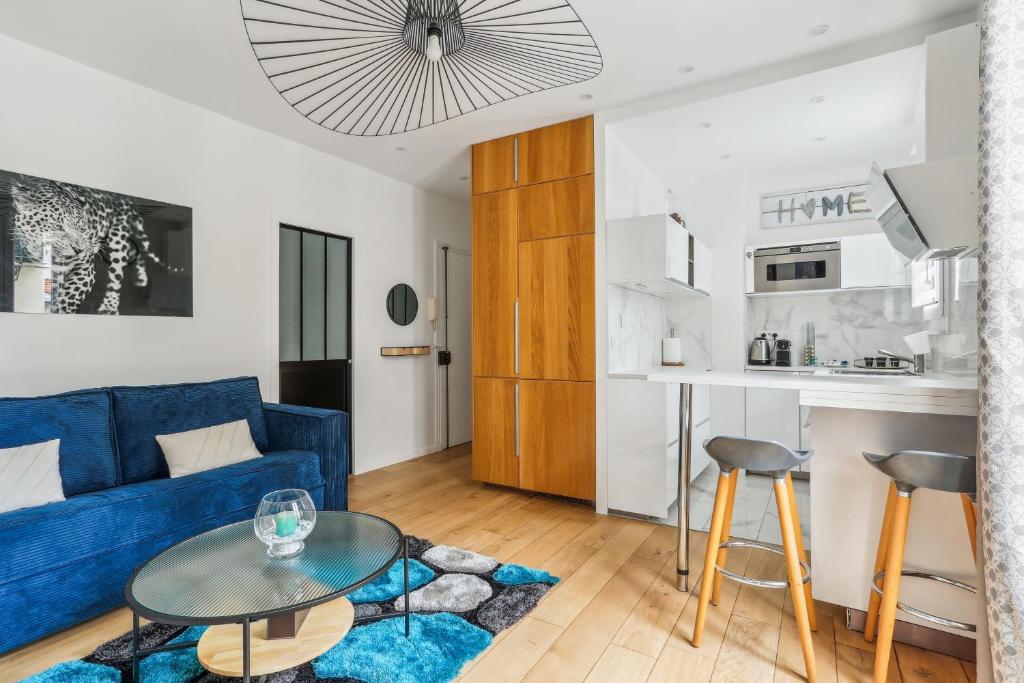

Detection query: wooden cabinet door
xmin=517 ymin=117 xmax=594 ymax=186
xmin=518 ymin=175 xmax=595 ymax=241
xmin=472 ymin=378 xmax=519 ymax=487
xmin=519 ymin=234 xmax=595 ymax=381
xmin=472 ymin=135 xmax=517 ymax=195
xmin=520 ymin=379 xmax=595 ymax=499
xmin=472 ymin=190 xmax=517 ymax=378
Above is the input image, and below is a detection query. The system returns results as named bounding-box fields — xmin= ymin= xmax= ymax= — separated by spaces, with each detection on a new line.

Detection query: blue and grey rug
xmin=23 ymin=536 xmax=558 ymax=683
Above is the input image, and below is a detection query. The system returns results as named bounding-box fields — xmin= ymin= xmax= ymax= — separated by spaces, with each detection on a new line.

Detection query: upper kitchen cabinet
xmin=517 ymin=117 xmax=594 ymax=186
xmin=519 ymin=234 xmax=595 ymax=381
xmin=518 ymin=175 xmax=595 ymax=241
xmin=472 ymin=135 xmax=518 ymax=195
xmin=607 ymin=214 xmax=711 ymax=297
xmin=840 ymin=233 xmax=910 ymax=289
xmin=472 ymin=190 xmax=518 ymax=378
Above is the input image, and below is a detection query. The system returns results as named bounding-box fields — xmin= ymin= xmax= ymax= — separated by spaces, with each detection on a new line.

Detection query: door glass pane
xmin=302 ymin=232 xmax=326 ymax=361
xmin=279 ymin=228 xmax=301 ymax=362
xmin=326 ymin=237 xmax=349 ymax=360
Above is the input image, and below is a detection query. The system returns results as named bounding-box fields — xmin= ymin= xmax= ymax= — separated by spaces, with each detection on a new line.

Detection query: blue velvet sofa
xmin=0 ymin=376 xmax=348 ymax=654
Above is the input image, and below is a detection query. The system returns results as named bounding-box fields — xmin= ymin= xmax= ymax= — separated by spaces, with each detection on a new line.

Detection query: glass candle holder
xmin=254 ymin=489 xmax=316 ymax=558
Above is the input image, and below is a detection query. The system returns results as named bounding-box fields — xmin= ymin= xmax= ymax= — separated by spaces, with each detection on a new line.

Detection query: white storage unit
xmin=608 ymin=214 xmax=711 ymax=297
xmin=744 ymin=385 xmax=812 ymax=473
xmin=608 ymin=379 xmax=712 ymax=518
xmin=840 ymin=233 xmax=910 ymax=289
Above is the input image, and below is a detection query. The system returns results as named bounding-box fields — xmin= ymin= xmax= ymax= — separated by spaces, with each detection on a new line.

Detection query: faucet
xmin=878 ymin=349 xmax=925 ymax=375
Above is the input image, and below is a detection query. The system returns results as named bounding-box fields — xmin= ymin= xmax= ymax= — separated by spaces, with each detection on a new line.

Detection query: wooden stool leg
xmin=864 ymin=482 xmax=897 ymax=643
xmin=775 ymin=477 xmax=817 ymax=683
xmin=711 ymin=469 xmax=739 ymax=606
xmin=691 ymin=470 xmax=734 ymax=647
xmin=961 ymin=494 xmax=978 ymax=561
xmin=786 ymin=473 xmax=816 ymax=632
xmin=874 ymin=491 xmax=912 ymax=683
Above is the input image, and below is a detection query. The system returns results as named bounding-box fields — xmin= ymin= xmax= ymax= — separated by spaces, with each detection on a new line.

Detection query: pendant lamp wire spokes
xmin=240 ymin=0 xmax=602 ymax=136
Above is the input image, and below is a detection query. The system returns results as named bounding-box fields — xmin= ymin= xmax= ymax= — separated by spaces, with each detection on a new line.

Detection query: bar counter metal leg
xmin=676 ymin=382 xmax=693 ymax=592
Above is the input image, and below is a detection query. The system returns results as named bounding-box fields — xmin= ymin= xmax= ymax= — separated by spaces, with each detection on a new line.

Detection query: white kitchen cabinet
xmin=745 ymin=387 xmax=801 ymax=449
xmin=607 ymin=214 xmax=711 ymax=297
xmin=693 ymin=239 xmax=711 ymax=293
xmin=608 ymin=379 xmax=711 ymax=518
xmin=840 ymin=233 xmax=910 ymax=289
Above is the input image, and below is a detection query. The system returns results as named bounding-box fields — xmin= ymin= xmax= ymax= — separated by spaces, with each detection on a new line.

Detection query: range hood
xmin=866 ymin=154 xmax=978 ymax=261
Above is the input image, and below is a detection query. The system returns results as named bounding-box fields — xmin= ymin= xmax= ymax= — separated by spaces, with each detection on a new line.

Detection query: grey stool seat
xmin=691 ymin=435 xmax=818 ymax=681
xmin=704 ymin=435 xmax=812 ymax=478
xmin=862 ymin=450 xmax=976 ymax=496
xmin=862 ymin=449 xmax=979 ymax=682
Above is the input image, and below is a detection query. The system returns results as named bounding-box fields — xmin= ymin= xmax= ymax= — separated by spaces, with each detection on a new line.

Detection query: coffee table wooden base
xmin=197 ymin=598 xmax=354 ymax=678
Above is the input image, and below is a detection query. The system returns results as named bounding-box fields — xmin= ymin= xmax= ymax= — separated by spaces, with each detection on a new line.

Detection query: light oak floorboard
xmin=0 ymin=446 xmax=977 ymax=683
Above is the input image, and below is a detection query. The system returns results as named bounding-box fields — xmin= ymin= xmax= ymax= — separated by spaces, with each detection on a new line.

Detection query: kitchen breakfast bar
xmin=609 ymin=366 xmax=980 ymax=647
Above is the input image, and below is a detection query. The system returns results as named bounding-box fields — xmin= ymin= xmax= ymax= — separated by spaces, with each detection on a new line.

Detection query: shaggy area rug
xmin=23 ymin=536 xmax=558 ymax=683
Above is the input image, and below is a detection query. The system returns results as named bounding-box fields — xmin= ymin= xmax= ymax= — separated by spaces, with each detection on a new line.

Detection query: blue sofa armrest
xmin=262 ymin=403 xmax=348 ymax=511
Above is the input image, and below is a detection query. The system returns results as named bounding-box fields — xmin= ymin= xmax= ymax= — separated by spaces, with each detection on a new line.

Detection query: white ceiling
xmin=0 ymin=0 xmax=976 ymax=202
xmin=611 ymin=46 xmax=925 ymax=192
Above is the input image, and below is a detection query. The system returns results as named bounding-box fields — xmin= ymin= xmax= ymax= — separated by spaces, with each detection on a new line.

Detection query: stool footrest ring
xmin=870 ymin=570 xmax=977 ymax=632
xmin=715 ymin=539 xmax=809 ymax=589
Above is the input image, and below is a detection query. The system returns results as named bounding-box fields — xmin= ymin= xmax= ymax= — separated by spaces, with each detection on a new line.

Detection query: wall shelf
xmin=380 ymin=346 xmax=431 ymax=357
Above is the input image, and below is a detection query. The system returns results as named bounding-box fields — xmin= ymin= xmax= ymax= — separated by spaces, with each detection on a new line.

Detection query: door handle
xmin=514 ymin=299 xmax=520 ymax=374
xmin=514 ymin=383 xmax=520 ymax=457
xmin=513 ymin=136 xmax=519 ymax=184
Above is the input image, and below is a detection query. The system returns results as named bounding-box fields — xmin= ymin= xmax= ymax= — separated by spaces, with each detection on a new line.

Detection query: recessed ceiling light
xmin=459 ymin=176 xmax=469 ymax=181
xmin=678 ymin=65 xmax=695 ymax=74
xmin=808 ymin=24 xmax=829 ymax=36
xmin=698 ymin=121 xmax=712 ymax=128
xmin=720 ymin=154 xmax=732 ymax=160
xmin=809 ymin=95 xmax=826 ymax=104
xmin=579 ymin=93 xmax=593 ymax=101
xmin=812 ymin=136 xmax=827 ymax=142
xmin=395 ymin=146 xmax=407 ymax=151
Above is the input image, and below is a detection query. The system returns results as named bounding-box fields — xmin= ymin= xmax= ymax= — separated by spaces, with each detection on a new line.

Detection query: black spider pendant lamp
xmin=240 ymin=0 xmax=602 ymax=136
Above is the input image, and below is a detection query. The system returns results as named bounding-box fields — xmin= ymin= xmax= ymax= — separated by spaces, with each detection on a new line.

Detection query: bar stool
xmin=861 ymin=450 xmax=978 ymax=683
xmin=691 ymin=436 xmax=817 ymax=682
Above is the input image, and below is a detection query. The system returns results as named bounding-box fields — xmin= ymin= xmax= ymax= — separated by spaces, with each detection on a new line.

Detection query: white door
xmin=442 ymin=248 xmax=472 ymax=447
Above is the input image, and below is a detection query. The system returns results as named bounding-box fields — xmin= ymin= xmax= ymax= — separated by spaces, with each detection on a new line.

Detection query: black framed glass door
xmin=279 ymin=224 xmax=352 ymax=469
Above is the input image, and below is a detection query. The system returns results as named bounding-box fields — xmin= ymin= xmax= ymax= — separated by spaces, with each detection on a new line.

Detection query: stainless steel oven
xmin=753 ymin=241 xmax=840 ymax=293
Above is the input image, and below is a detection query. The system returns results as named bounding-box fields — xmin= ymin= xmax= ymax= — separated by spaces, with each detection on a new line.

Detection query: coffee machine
xmin=774 ymin=339 xmax=793 ymax=366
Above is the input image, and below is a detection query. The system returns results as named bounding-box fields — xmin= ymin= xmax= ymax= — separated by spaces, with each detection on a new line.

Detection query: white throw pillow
xmin=156 ymin=419 xmax=262 ymax=478
xmin=0 ymin=439 xmax=65 ymax=514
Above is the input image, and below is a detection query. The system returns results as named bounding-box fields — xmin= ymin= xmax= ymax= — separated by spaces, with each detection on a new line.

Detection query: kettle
xmin=749 ymin=333 xmax=775 ymax=366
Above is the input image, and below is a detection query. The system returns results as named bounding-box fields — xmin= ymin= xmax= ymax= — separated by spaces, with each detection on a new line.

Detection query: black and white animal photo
xmin=0 ymin=170 xmax=192 ymax=316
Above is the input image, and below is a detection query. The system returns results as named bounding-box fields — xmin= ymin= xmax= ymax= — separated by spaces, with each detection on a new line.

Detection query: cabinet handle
xmin=513 ymin=136 xmax=519 ymax=183
xmin=514 ymin=299 xmax=520 ymax=374
xmin=514 ymin=383 xmax=520 ymax=457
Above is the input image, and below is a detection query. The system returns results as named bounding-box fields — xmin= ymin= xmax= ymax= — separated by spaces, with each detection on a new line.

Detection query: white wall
xmin=0 ymin=35 xmax=469 ymax=474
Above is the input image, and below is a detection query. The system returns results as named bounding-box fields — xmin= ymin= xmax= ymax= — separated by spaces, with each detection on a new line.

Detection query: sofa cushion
xmin=0 ymin=439 xmax=65 ymax=514
xmin=0 ymin=473 xmax=325 ymax=654
xmin=0 ymin=389 xmax=118 ymax=496
xmin=112 ymin=377 xmax=270 ymax=484
xmin=0 ymin=450 xmax=323 ymax=586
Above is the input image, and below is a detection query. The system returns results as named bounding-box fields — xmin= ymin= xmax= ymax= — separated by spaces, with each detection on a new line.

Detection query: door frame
xmin=434 ymin=241 xmax=471 ymax=450
xmin=275 ymin=222 xmax=354 ymax=472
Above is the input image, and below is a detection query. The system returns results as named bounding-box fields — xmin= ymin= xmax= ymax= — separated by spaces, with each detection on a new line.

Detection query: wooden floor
xmin=0 ymin=445 xmax=977 ymax=682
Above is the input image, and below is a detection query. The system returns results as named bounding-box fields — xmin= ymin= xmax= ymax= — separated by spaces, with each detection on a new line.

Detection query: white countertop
xmin=609 ymin=366 xmax=978 ymax=416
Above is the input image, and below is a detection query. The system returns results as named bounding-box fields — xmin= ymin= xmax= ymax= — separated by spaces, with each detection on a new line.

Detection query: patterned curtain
xmin=978 ymin=1 xmax=1024 ymax=680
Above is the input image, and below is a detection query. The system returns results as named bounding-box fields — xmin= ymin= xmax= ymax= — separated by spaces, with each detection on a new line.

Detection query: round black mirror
xmin=386 ymin=284 xmax=418 ymax=326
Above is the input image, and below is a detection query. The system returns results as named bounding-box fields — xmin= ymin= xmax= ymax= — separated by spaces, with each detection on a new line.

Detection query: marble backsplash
xmin=747 ymin=280 xmax=977 ymax=369
xmin=608 ymin=285 xmax=712 ymax=372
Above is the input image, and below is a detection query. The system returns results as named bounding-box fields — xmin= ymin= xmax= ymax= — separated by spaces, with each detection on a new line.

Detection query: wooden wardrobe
xmin=470 ymin=116 xmax=596 ymax=501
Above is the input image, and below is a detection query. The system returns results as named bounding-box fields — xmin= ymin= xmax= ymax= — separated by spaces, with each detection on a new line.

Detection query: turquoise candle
xmin=274 ymin=510 xmax=299 ymax=537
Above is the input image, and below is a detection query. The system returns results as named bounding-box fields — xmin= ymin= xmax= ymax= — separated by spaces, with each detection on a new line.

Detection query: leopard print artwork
xmin=9 ymin=176 xmax=171 ymax=314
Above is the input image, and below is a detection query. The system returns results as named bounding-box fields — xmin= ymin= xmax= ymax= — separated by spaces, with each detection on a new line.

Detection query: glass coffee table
xmin=125 ymin=511 xmax=408 ymax=682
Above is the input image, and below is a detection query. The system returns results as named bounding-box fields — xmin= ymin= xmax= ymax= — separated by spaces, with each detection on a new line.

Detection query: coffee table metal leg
xmin=403 ymin=538 xmax=410 ymax=637
xmin=242 ymin=617 xmax=251 ymax=683
xmin=131 ymin=611 xmax=140 ymax=682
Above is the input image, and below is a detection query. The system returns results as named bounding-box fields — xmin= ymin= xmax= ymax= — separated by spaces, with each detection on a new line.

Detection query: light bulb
xmin=426 ymin=26 xmax=442 ymax=62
